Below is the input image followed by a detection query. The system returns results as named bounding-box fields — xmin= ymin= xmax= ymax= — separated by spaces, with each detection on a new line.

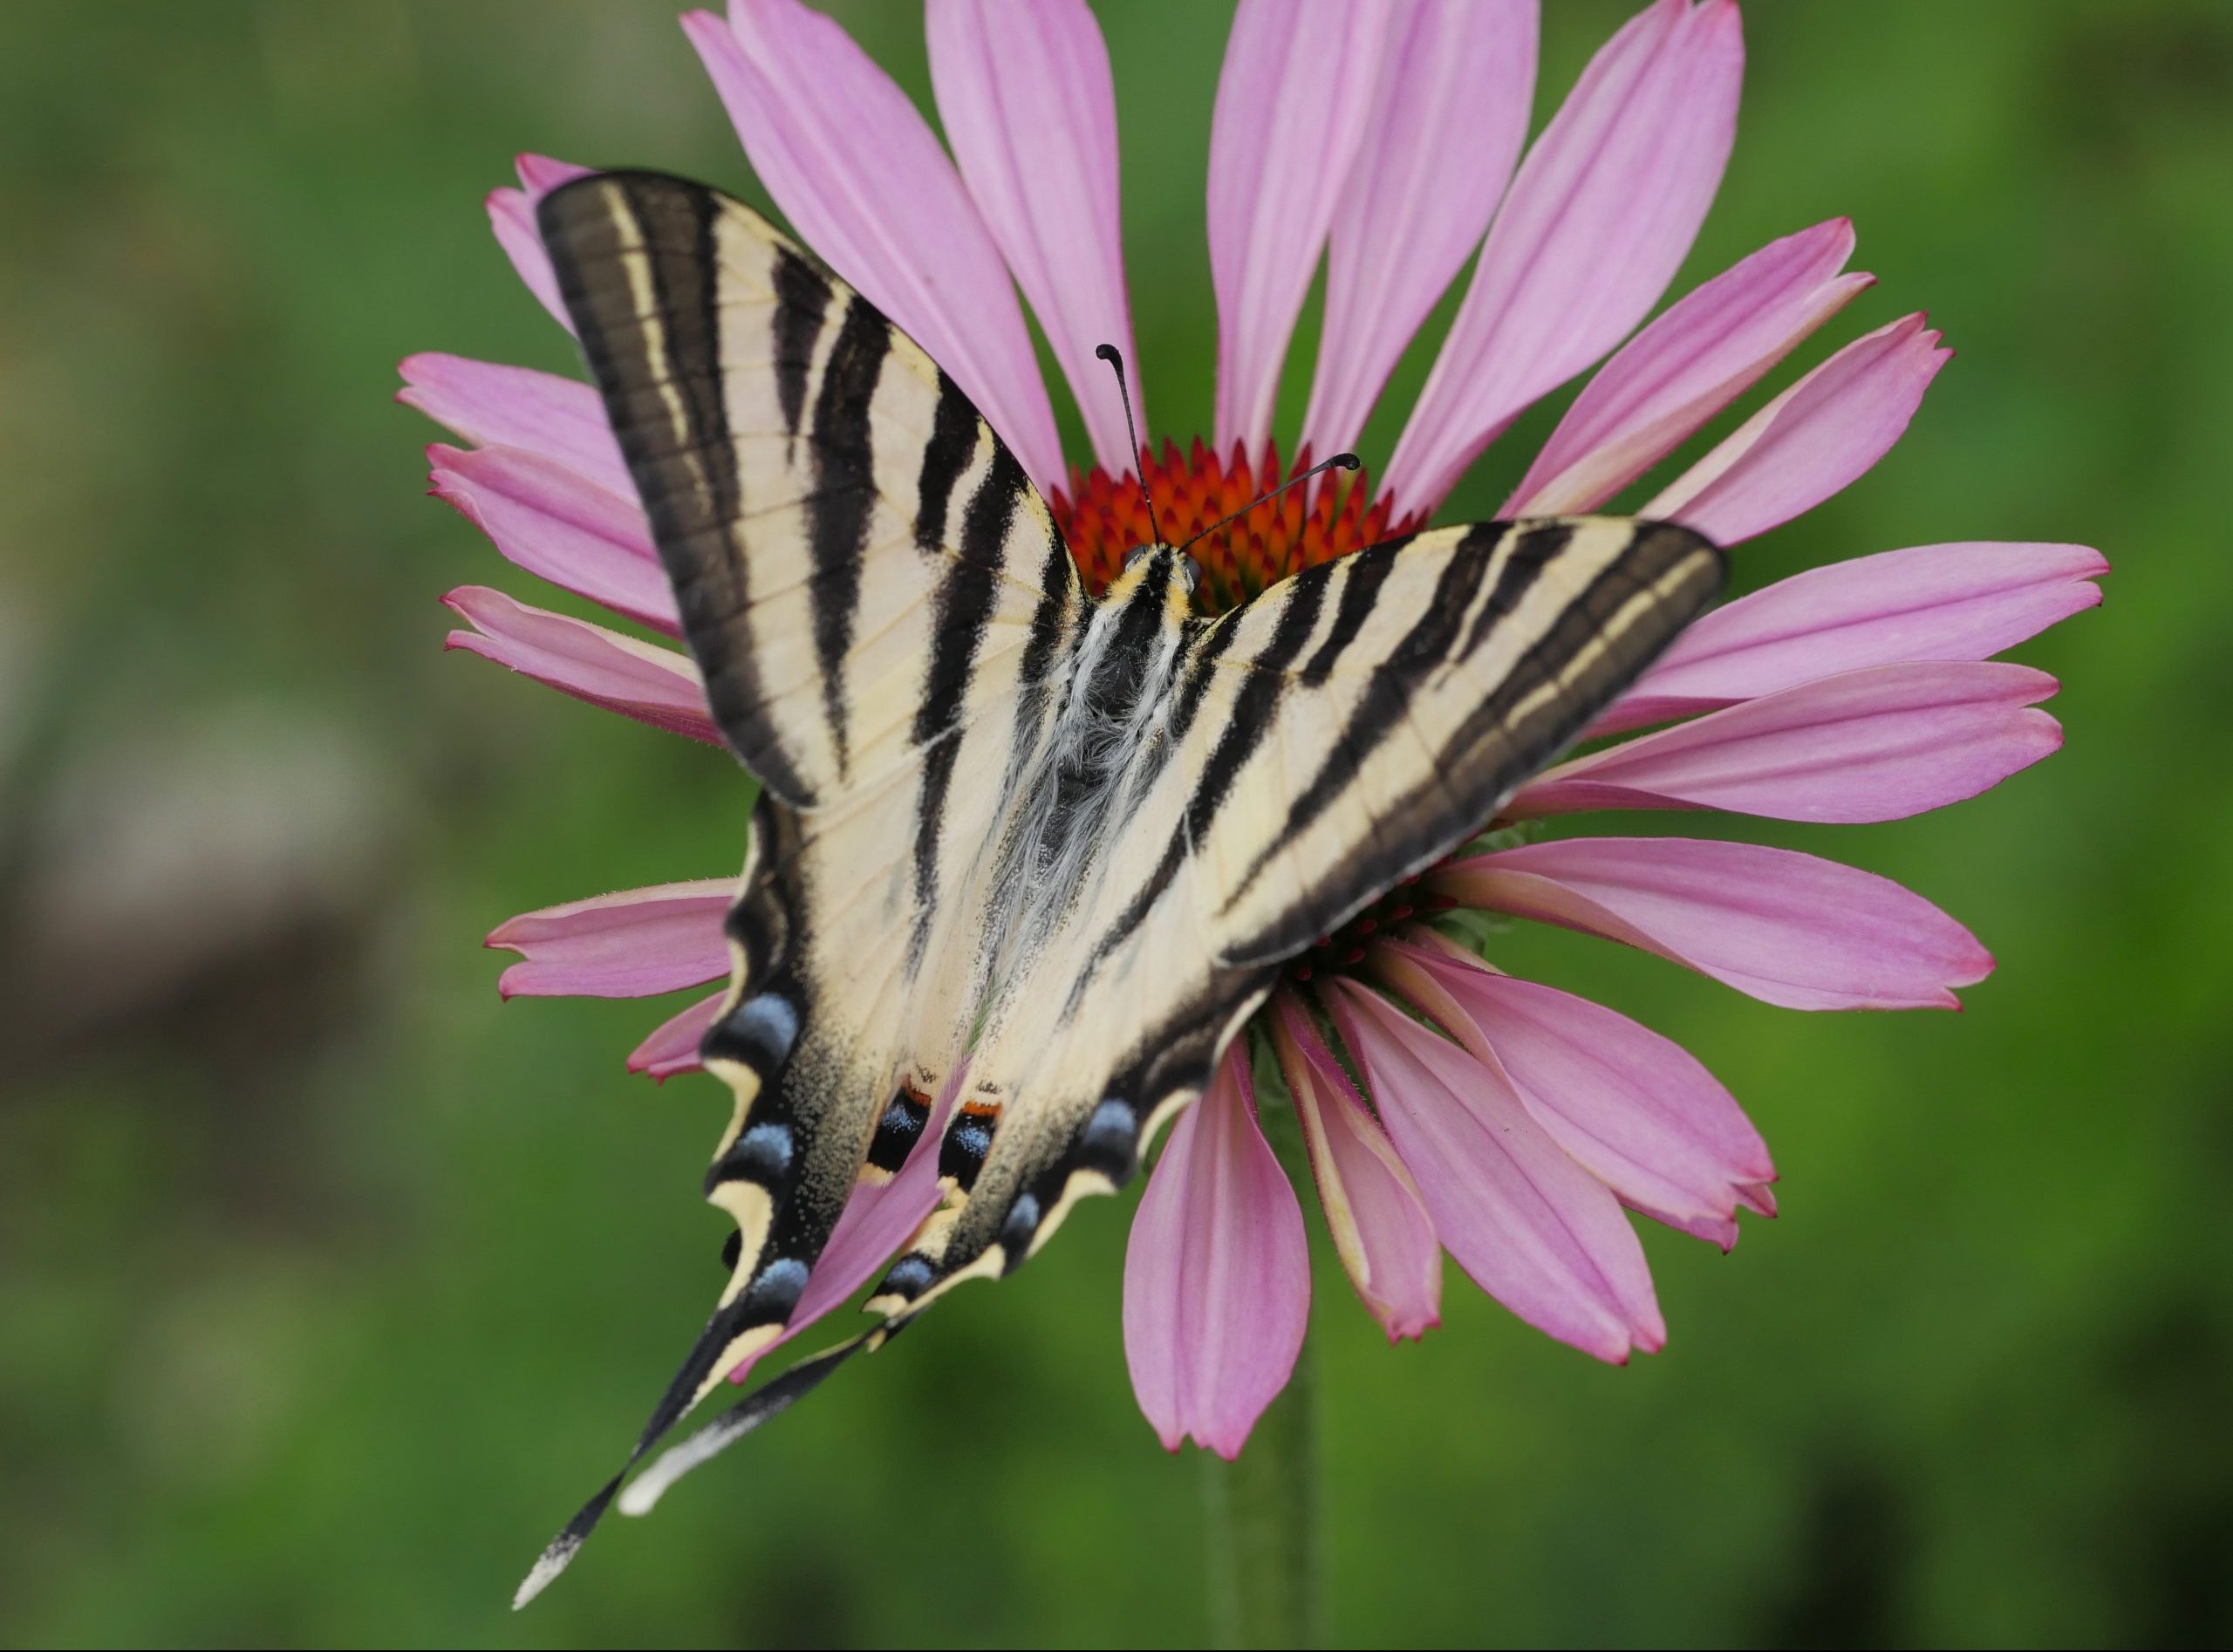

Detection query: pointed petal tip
xmin=1381 ymin=1311 xmax=1441 ymax=1346
xmin=677 ymin=7 xmax=723 ymax=53
xmin=427 ymin=474 xmax=484 ymax=530
xmin=514 ymin=153 xmax=591 ymax=195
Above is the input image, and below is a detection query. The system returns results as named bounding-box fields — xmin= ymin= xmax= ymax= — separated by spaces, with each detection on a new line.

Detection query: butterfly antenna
xmin=1095 ymin=344 xmax=1164 ymax=544
xmin=1178 ymin=451 xmax=1360 ymax=556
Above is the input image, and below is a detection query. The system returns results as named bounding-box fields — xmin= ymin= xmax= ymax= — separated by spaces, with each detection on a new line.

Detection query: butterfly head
xmin=1110 ymin=543 xmax=1203 ymax=618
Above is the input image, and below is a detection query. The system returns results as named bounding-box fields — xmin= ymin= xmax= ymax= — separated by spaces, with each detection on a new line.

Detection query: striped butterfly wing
xmin=1195 ymin=518 xmax=1725 ymax=965
xmin=876 ymin=520 xmax=1724 ymax=1314
xmin=526 ymin=170 xmax=1085 ymax=1581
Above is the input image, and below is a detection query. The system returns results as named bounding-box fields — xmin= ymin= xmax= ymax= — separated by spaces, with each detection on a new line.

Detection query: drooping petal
xmin=1269 ymin=992 xmax=1441 ymax=1341
xmin=1300 ymin=0 xmax=1538 ymax=458
xmin=441 ymin=585 xmax=720 ymax=746
xmin=487 ymin=153 xmax=596 ymax=332
xmin=1123 ymin=1042 xmax=1310 ymax=1457
xmin=1327 ymin=980 xmax=1663 ymax=1363
xmin=1432 ymin=835 xmax=1992 ymax=1011
xmin=1368 ymin=940 xmax=1772 ymax=1242
xmin=1207 ymin=0 xmax=1388 ymax=454
xmin=1506 ymin=220 xmax=1870 ymax=515
xmin=1510 ymin=661 xmax=2060 ymax=824
xmin=397 ymin=353 xmax=630 ymax=497
xmin=927 ymin=0 xmax=1140 ymax=472
xmin=684 ymin=3 xmax=1065 ymax=491
xmin=1595 ymin=540 xmax=2108 ymax=734
xmin=720 ymin=1084 xmax=959 ymax=1387
xmin=487 ymin=879 xmax=732 ymax=1000
xmin=1646 ymin=312 xmax=1951 ymax=543
xmin=1383 ymin=0 xmax=1745 ymax=516
xmin=428 ymin=443 xmax=677 ymax=634
xmin=627 ymin=991 xmax=724 ymax=1079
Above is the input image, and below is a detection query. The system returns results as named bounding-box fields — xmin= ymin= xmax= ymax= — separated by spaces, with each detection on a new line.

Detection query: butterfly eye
xmin=1122 ymin=543 xmax=1152 ymax=571
xmin=1177 ymin=554 xmax=1203 ymax=595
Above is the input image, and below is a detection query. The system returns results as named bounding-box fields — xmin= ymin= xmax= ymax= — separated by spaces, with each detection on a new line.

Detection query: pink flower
xmin=414 ymin=0 xmax=2103 ymax=1460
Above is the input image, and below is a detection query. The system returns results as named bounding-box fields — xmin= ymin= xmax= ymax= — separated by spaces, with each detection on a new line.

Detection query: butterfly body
xmin=516 ymin=168 xmax=1724 ymax=1598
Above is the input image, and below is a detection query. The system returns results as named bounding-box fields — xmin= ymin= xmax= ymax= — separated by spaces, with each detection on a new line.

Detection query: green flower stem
xmin=1203 ymin=1036 xmax=1327 ymax=1649
xmin=1201 ymin=1325 xmax=1323 ymax=1650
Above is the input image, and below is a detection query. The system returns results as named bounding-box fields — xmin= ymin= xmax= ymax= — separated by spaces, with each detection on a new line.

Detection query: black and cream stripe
xmin=515 ymin=168 xmax=1724 ymax=1601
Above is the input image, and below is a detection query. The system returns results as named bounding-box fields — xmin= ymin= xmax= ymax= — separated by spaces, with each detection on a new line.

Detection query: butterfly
xmin=514 ymin=169 xmax=1724 ymax=1602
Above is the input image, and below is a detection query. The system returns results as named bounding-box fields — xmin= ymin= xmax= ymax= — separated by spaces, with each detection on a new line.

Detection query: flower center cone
xmin=1054 ymin=439 xmax=1414 ymax=611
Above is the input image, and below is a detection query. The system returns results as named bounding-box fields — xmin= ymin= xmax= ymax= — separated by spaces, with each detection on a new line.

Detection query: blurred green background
xmin=3 ymin=2 xmax=2229 ymax=1646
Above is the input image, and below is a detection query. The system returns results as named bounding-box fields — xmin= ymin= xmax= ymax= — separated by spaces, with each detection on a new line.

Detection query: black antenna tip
xmin=1329 ymin=452 xmax=1361 ymax=471
xmin=1095 ymin=343 xmax=1161 ymax=542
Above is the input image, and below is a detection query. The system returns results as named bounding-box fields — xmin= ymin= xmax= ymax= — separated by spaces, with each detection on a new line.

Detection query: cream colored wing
xmin=519 ymin=170 xmax=1085 ymax=1599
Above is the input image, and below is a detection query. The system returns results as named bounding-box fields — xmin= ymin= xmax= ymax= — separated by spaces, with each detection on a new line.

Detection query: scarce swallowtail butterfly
xmin=514 ymin=169 xmax=1725 ymax=1604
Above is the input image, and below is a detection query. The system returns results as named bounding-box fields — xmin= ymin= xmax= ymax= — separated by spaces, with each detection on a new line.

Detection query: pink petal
xmin=627 ymin=991 xmax=725 ymax=1079
xmin=724 ymin=1083 xmax=959 ymax=1385
xmin=487 ymin=879 xmax=732 ymax=1000
xmin=487 ymin=153 xmax=596 ymax=332
xmin=1269 ymin=993 xmax=1441 ymax=1341
xmin=1327 ymin=981 xmax=1663 ymax=1363
xmin=1596 ymin=540 xmax=2108 ymax=734
xmin=926 ymin=0 xmax=1141 ymax=473
xmin=1646 ymin=312 xmax=1951 ymax=543
xmin=1432 ymin=835 xmax=1993 ymax=1011
xmin=1509 ymin=660 xmax=2060 ymax=824
xmin=1383 ymin=0 xmax=1745 ymax=515
xmin=685 ymin=3 xmax=1064 ymax=492
xmin=428 ymin=443 xmax=678 ymax=634
xmin=441 ymin=585 xmax=720 ymax=746
xmin=1368 ymin=940 xmax=1771 ymax=1242
xmin=1300 ymin=0 xmax=1538 ymax=458
xmin=1506 ymin=220 xmax=1871 ymax=515
xmin=1207 ymin=0 xmax=1389 ymax=454
xmin=396 ymin=353 xmax=630 ymax=498
xmin=1123 ymin=1041 xmax=1310 ymax=1458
